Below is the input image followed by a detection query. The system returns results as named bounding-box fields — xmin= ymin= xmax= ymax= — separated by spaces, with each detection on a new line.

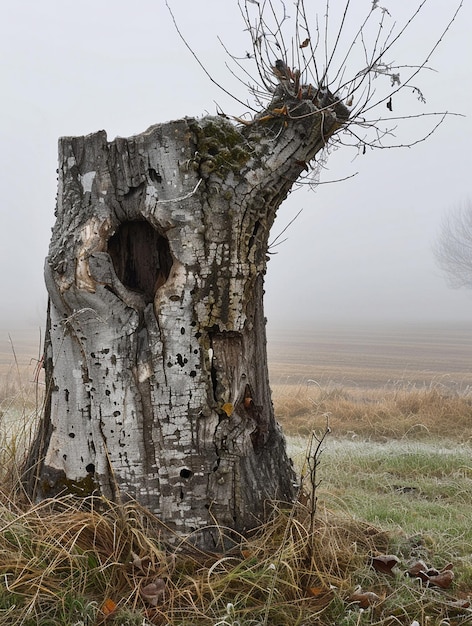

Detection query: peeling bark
xmin=24 ymin=86 xmax=348 ymax=549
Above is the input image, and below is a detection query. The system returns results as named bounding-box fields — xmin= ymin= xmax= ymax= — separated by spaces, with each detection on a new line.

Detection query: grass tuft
xmin=0 ymin=494 xmax=471 ymax=625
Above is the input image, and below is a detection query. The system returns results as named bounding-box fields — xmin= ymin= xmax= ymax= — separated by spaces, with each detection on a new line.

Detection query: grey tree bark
xmin=24 ymin=86 xmax=348 ymax=549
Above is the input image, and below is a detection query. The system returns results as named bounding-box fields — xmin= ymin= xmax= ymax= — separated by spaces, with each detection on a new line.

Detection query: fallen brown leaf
xmin=427 ymin=569 xmax=454 ymax=589
xmin=407 ymin=560 xmax=429 ymax=577
xmin=307 ymin=586 xmax=325 ymax=597
xmin=407 ymin=561 xmax=455 ymax=588
xmin=131 ymin=551 xmax=153 ymax=574
xmin=349 ymin=590 xmax=382 ymax=608
xmin=101 ymin=598 xmax=117 ymax=616
xmin=371 ymin=554 xmax=401 ymax=575
xmin=140 ymin=578 xmax=166 ymax=606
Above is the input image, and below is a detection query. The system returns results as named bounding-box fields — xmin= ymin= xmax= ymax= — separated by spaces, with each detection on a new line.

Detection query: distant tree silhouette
xmin=435 ymin=202 xmax=472 ymax=289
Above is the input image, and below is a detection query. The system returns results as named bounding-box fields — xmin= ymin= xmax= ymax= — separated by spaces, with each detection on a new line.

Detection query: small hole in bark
xmin=180 ymin=468 xmax=193 ymax=479
xmin=108 ymin=220 xmax=173 ymax=303
xmin=68 ymin=432 xmax=75 ymax=438
xmin=85 ymin=463 xmax=95 ymax=474
xmin=148 ymin=168 xmax=162 ymax=184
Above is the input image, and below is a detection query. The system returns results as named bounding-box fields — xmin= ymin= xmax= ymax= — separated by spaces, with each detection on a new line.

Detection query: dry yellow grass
xmin=272 ymin=382 xmax=472 ymax=441
xmin=268 ymin=322 xmax=472 ymax=441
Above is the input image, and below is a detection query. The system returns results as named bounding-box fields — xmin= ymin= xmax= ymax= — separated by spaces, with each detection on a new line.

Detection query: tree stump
xmin=24 ymin=86 xmax=348 ymax=549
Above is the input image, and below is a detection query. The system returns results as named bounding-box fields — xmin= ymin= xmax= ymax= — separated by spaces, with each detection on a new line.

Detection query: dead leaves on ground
xmin=406 ymin=559 xmax=455 ymax=589
xmin=369 ymin=554 xmax=455 ymax=589
xmin=348 ymin=553 xmax=461 ymax=611
xmin=103 ymin=543 xmax=464 ymax=619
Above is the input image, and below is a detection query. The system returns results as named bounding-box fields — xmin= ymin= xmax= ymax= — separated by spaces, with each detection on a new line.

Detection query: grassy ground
xmin=1 ymin=325 xmax=472 ymax=625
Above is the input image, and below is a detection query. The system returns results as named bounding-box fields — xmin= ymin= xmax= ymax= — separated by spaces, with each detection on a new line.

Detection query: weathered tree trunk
xmin=24 ymin=86 xmax=348 ymax=548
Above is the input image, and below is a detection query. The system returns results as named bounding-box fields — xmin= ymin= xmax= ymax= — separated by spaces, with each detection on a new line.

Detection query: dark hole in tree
xmin=148 ymin=168 xmax=163 ymax=184
xmin=108 ymin=220 xmax=173 ymax=303
xmin=180 ymin=468 xmax=193 ymax=479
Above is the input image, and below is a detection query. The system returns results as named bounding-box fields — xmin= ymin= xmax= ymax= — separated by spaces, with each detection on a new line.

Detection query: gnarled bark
xmin=24 ymin=86 xmax=348 ymax=549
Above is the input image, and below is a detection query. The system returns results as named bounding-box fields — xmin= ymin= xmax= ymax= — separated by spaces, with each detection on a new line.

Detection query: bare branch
xmin=164 ymin=0 xmax=258 ymax=111
xmin=167 ymin=0 xmax=463 ymax=189
xmin=269 ymin=208 xmax=303 ymax=249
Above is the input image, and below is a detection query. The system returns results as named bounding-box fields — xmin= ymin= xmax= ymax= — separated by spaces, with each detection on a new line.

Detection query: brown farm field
xmin=268 ymin=322 xmax=472 ymax=390
xmin=268 ymin=321 xmax=472 ymax=440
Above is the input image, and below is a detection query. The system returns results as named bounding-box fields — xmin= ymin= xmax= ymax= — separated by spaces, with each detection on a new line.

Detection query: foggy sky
xmin=1 ymin=0 xmax=471 ymax=332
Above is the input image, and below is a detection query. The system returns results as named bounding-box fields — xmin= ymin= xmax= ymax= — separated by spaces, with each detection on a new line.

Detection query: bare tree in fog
xmin=435 ymin=202 xmax=472 ymax=289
